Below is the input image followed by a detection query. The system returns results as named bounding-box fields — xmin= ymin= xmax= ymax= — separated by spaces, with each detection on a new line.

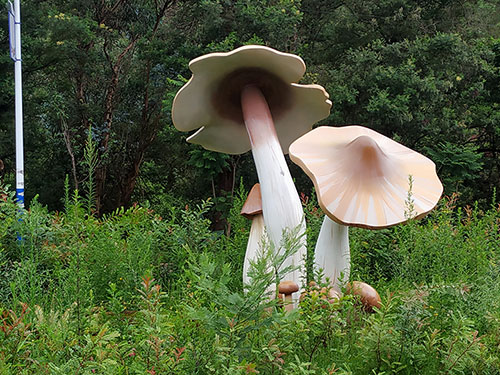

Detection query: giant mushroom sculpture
xmin=172 ymin=46 xmax=331 ymax=294
xmin=289 ymin=126 xmax=443 ymax=291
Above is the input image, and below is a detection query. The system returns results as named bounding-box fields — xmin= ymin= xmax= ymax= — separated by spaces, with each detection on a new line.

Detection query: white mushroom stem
xmin=241 ymin=84 xmax=306 ymax=298
xmin=315 ymin=215 xmax=350 ymax=292
xmin=281 ymin=293 xmax=294 ymax=312
xmin=243 ymin=214 xmax=265 ymax=290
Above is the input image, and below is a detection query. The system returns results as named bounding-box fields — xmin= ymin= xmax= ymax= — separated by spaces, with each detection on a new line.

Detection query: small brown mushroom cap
xmin=172 ymin=45 xmax=331 ymax=155
xmin=240 ymin=183 xmax=263 ymax=219
xmin=346 ymin=281 xmax=381 ymax=313
xmin=278 ymin=280 xmax=299 ymax=295
xmin=289 ymin=126 xmax=443 ymax=229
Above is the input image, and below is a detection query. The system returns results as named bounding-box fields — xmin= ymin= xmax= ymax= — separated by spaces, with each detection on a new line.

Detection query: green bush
xmin=0 ymin=184 xmax=499 ymax=374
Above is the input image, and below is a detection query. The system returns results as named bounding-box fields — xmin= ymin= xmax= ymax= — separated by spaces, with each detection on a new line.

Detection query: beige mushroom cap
xmin=240 ymin=183 xmax=262 ymax=219
xmin=289 ymin=126 xmax=443 ymax=229
xmin=172 ymin=45 xmax=331 ymax=155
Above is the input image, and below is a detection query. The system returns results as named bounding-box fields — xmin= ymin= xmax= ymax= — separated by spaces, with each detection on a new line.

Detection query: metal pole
xmin=9 ymin=0 xmax=24 ymax=208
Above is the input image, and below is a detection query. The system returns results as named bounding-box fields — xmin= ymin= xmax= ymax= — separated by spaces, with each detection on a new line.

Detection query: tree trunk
xmin=94 ymin=39 xmax=137 ymax=214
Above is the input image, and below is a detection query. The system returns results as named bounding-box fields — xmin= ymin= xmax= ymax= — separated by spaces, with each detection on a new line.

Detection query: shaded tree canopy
xmin=0 ymin=0 xmax=499 ymax=214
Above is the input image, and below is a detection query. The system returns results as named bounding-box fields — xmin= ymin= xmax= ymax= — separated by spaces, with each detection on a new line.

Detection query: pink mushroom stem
xmin=315 ymin=215 xmax=350 ymax=292
xmin=241 ymin=84 xmax=306 ymax=297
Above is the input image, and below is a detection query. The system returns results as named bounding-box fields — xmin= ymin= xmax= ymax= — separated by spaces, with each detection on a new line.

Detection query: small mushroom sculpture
xmin=345 ymin=281 xmax=381 ymax=313
xmin=278 ymin=280 xmax=299 ymax=312
xmin=172 ymin=46 xmax=331 ymax=293
xmin=240 ymin=183 xmax=265 ymax=288
xmin=289 ymin=126 xmax=443 ymax=291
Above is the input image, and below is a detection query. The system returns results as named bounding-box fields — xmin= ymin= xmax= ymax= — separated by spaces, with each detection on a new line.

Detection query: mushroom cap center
xmin=344 ymin=135 xmax=392 ymax=180
xmin=212 ymin=68 xmax=292 ymax=125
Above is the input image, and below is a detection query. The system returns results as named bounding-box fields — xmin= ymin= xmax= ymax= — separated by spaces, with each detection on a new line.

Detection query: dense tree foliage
xmin=0 ymin=0 xmax=499 ymax=214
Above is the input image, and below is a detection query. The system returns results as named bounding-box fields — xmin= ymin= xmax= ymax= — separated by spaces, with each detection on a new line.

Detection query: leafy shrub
xmin=0 ymin=187 xmax=499 ymax=373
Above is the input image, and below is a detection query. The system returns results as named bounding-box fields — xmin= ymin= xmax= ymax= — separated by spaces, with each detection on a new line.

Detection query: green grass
xmin=0 ymin=185 xmax=499 ymax=374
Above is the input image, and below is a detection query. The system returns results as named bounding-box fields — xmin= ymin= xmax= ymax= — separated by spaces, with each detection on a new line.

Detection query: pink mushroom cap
xmin=289 ymin=126 xmax=443 ymax=229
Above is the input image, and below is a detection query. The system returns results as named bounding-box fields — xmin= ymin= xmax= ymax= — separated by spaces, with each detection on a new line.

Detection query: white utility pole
xmin=8 ymin=0 xmax=24 ymax=208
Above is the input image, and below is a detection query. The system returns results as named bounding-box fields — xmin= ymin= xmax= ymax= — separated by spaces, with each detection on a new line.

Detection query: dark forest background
xmin=0 ymin=0 xmax=499 ymax=219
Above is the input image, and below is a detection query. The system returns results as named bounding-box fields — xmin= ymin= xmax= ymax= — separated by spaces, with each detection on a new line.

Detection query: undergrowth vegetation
xmin=0 ymin=184 xmax=499 ymax=374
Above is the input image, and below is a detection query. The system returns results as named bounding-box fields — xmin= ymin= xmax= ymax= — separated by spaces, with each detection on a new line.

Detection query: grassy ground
xmin=0 ymin=185 xmax=499 ymax=374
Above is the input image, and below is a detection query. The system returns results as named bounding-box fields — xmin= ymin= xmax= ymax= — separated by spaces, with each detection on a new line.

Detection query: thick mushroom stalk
xmin=315 ymin=216 xmax=349 ymax=291
xmin=241 ymin=85 xmax=306 ymax=293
